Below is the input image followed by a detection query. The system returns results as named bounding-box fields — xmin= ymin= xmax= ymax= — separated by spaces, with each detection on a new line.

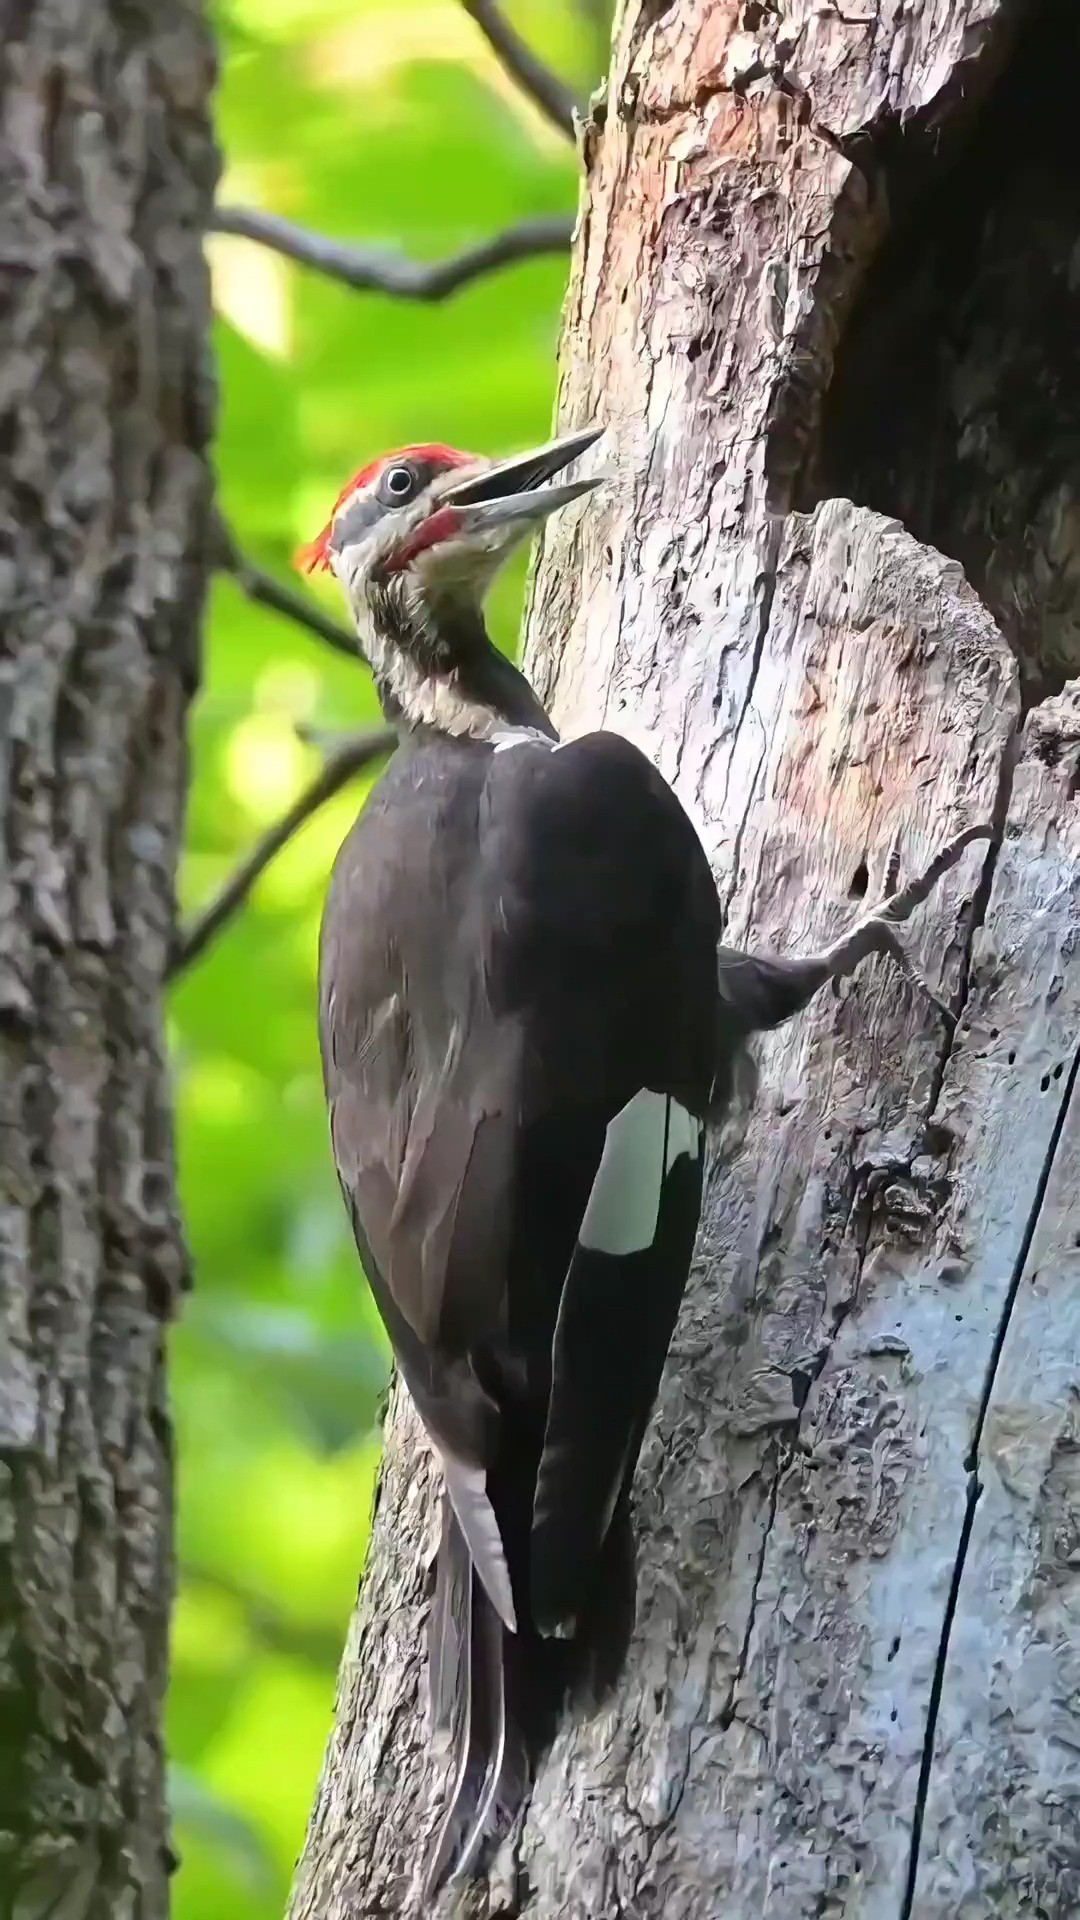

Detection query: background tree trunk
xmin=290 ymin=1 xmax=1080 ymax=1914
xmin=0 ymin=4 xmax=216 ymax=1915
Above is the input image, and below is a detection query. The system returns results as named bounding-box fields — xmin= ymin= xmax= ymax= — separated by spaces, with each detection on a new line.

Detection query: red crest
xmin=295 ymin=444 xmax=474 ymax=574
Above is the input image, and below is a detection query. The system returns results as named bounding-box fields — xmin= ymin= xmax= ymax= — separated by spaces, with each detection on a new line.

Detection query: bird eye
xmin=380 ymin=464 xmax=417 ymax=505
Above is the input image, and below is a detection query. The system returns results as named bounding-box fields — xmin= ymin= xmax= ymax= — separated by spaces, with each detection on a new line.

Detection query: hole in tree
xmin=813 ymin=0 xmax=1080 ymax=707
xmin=790 ymin=1368 xmax=813 ymax=1413
xmin=923 ymin=1122 xmax=953 ymax=1156
xmin=849 ymin=859 xmax=869 ymax=899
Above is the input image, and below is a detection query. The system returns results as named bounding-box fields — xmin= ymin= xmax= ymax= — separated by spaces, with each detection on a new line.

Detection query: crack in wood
xmin=966 ymin=1032 xmax=1080 ymax=1474
xmin=900 ymin=1035 xmax=1080 ymax=1920
xmin=720 ymin=513 xmax=788 ymax=922
xmin=720 ymin=1449 xmax=785 ymax=1726
xmin=924 ymin=731 xmax=1018 ymax=1114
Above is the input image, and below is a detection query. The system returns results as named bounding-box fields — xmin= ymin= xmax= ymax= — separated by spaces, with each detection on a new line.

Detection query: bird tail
xmin=423 ymin=1489 xmax=636 ymax=1898
xmin=424 ymin=1495 xmax=527 ymax=1900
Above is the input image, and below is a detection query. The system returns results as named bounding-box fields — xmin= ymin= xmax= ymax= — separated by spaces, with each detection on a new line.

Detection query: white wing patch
xmin=441 ymin=1454 xmax=518 ymax=1632
xmin=665 ymin=1099 xmax=703 ymax=1172
xmin=491 ymin=727 xmax=555 ymax=754
xmin=578 ymin=1090 xmax=703 ymax=1257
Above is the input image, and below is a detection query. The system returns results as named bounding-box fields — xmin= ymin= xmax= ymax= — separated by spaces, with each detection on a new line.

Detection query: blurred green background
xmin=170 ymin=3 xmax=607 ymax=1914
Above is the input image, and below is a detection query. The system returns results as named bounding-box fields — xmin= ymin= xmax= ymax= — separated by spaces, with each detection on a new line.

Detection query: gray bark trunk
xmin=0 ymin=3 xmax=216 ymax=1915
xmin=290 ymin=2 xmax=1080 ymax=1915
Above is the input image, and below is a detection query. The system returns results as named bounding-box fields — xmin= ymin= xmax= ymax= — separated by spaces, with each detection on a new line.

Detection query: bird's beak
xmin=439 ymin=424 xmax=604 ymax=537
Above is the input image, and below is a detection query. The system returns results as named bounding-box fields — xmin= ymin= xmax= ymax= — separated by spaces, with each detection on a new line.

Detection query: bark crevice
xmin=904 ymin=1029 xmax=1080 ymax=1920
xmin=899 ymin=1472 xmax=982 ymax=1920
xmin=969 ymin=1033 xmax=1080 ymax=1473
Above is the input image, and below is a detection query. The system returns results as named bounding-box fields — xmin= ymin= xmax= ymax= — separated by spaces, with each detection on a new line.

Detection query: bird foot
xmin=820 ymin=823 xmax=996 ymax=1027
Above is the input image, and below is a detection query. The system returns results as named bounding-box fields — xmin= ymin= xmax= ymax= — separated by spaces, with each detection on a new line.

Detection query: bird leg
xmin=717 ymin=824 xmax=996 ymax=1038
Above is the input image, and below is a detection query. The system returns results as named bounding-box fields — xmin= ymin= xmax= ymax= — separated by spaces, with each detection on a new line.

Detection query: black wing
xmin=320 ymin=729 xmax=721 ymax=1635
xmin=321 ymin=742 xmax=523 ymax=1630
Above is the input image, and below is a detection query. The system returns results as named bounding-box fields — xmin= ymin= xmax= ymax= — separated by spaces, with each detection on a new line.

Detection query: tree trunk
xmin=0 ymin=5 xmax=216 ymax=1915
xmin=290 ymin=2 xmax=1080 ymax=1915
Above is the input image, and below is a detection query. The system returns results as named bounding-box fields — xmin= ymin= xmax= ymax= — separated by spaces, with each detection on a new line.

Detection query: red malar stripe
xmin=381 ymin=504 xmax=463 ymax=574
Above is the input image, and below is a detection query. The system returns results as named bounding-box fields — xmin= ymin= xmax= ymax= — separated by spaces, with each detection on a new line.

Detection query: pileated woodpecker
xmin=300 ymin=428 xmax=990 ymax=1893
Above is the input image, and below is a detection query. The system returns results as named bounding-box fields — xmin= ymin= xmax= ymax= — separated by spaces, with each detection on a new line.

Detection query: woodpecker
xmin=302 ymin=427 xmax=991 ymax=1894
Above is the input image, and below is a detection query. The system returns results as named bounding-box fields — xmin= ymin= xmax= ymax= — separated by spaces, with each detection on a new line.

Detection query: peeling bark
xmin=291 ymin=3 xmax=1080 ymax=1916
xmin=0 ymin=4 xmax=216 ymax=1916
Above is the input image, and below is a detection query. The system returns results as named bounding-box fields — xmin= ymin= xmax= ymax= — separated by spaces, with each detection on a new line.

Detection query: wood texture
xmin=290 ymin=2 xmax=1080 ymax=1915
xmin=0 ymin=3 xmax=216 ymax=1914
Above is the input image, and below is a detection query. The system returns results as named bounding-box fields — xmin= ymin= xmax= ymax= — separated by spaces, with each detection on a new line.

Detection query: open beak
xmin=441 ymin=424 xmax=604 ymax=537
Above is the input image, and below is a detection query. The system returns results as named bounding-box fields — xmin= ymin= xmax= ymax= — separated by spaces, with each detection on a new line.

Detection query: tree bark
xmin=290 ymin=2 xmax=1080 ymax=1915
xmin=0 ymin=4 xmax=216 ymax=1916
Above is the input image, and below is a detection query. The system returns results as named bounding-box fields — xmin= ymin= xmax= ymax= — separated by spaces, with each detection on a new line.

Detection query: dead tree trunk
xmin=0 ymin=4 xmax=215 ymax=1915
xmin=290 ymin=2 xmax=1080 ymax=1914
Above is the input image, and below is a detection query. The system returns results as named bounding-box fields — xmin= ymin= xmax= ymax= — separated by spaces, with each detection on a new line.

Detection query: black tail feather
xmin=427 ymin=1494 xmax=472 ymax=1743
xmin=424 ymin=1497 xmax=528 ymax=1899
xmin=423 ymin=1489 xmax=637 ymax=1899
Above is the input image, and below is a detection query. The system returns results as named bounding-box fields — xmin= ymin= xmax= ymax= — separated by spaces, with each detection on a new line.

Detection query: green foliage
xmin=170 ymin=4 xmax=605 ymax=1913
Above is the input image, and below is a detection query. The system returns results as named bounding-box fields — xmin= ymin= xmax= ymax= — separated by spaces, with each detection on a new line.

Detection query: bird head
xmin=296 ymin=425 xmax=603 ymax=626
xmin=295 ymin=426 xmax=603 ymax=738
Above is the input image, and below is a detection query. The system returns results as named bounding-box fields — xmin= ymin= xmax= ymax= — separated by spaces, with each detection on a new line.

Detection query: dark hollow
xmin=815 ymin=0 xmax=1080 ymax=706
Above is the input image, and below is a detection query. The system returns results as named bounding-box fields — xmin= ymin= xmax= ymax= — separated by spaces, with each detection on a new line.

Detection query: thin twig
xmin=212 ymin=514 xmax=358 ymax=661
xmin=460 ymin=0 xmax=581 ymax=139
xmin=210 ymin=207 xmax=574 ymax=300
xmin=169 ymin=728 xmax=394 ymax=981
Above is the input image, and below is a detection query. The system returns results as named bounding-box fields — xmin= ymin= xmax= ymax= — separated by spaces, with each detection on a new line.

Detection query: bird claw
xmin=849 ymin=915 xmax=956 ymax=1028
xmin=873 ymin=823 xmax=996 ymax=925
xmin=825 ymin=823 xmax=996 ymax=1028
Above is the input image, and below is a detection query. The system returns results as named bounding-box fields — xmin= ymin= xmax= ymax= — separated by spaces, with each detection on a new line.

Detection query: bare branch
xmin=211 ymin=516 xmax=358 ymax=662
xmin=210 ymin=207 xmax=574 ymax=301
xmin=169 ymin=728 xmax=394 ymax=981
xmin=460 ymin=0 xmax=581 ymax=139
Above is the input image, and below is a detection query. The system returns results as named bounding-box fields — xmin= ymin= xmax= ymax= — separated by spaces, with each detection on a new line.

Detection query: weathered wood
xmin=290 ymin=1 xmax=1080 ymax=1915
xmin=0 ymin=3 xmax=216 ymax=1914
xmin=910 ymin=691 xmax=1080 ymax=1919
